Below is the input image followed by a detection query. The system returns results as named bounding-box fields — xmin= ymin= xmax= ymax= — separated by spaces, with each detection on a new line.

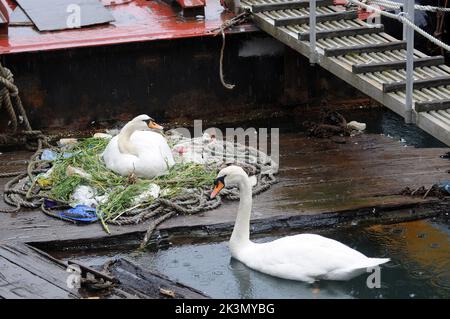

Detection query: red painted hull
xmin=0 ymin=0 xmax=256 ymax=55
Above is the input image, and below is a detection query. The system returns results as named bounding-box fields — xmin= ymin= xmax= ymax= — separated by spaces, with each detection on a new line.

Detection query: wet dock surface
xmin=1 ymin=132 xmax=449 ymax=247
xmin=0 ymin=242 xmax=208 ymax=298
xmin=0 ymin=243 xmax=80 ymax=298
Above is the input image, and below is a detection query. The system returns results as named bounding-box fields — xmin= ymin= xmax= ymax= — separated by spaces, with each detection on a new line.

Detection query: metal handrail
xmin=309 ymin=0 xmax=317 ymax=64
xmin=404 ymin=0 xmax=415 ymax=124
xmin=308 ymin=0 xmax=416 ymax=123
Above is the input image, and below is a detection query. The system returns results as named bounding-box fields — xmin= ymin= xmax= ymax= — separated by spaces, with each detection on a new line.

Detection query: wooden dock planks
xmin=0 ymin=244 xmax=80 ymax=299
xmin=109 ymin=259 xmax=209 ymax=299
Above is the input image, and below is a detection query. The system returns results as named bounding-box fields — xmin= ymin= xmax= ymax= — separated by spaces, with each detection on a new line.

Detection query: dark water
xmin=340 ymin=108 xmax=447 ymax=149
xmin=217 ymin=107 xmax=446 ymax=149
xmin=59 ymin=218 xmax=450 ymax=299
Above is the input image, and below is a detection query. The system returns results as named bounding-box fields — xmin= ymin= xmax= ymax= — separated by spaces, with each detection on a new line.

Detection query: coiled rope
xmin=347 ymin=0 xmax=450 ymax=52
xmin=0 ymin=62 xmax=50 ymax=150
xmin=0 ymin=62 xmax=52 ymax=213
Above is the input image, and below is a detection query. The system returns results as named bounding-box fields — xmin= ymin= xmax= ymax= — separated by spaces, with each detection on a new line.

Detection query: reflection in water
xmin=228 ymin=258 xmax=352 ymax=299
xmin=229 ymin=258 xmax=252 ymax=299
xmin=367 ymin=220 xmax=450 ymax=292
xmin=58 ymin=219 xmax=449 ymax=299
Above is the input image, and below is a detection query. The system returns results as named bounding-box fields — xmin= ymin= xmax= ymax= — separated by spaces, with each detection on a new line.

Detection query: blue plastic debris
xmin=40 ymin=149 xmax=75 ymax=161
xmin=440 ymin=182 xmax=450 ymax=195
xmin=41 ymin=149 xmax=58 ymax=161
xmin=59 ymin=205 xmax=99 ymax=223
xmin=62 ymin=152 xmax=75 ymax=159
xmin=44 ymin=198 xmax=58 ymax=208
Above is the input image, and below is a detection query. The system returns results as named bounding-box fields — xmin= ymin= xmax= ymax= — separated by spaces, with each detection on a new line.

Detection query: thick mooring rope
xmin=0 ymin=62 xmax=52 ymax=213
xmin=368 ymin=0 xmax=450 ymax=13
xmin=0 ymin=62 xmax=50 ymax=151
xmin=0 ymin=146 xmax=49 ymax=213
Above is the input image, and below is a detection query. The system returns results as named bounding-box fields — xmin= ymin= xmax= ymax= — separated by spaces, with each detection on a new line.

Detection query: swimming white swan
xmin=210 ymin=166 xmax=390 ymax=283
xmin=102 ymin=115 xmax=175 ymax=178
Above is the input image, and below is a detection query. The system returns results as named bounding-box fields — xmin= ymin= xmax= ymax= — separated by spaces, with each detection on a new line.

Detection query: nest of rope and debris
xmin=2 ymin=131 xmax=278 ymax=244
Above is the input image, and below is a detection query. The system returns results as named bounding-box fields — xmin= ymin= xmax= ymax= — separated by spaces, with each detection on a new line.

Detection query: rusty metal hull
xmin=1 ymin=32 xmax=370 ymax=130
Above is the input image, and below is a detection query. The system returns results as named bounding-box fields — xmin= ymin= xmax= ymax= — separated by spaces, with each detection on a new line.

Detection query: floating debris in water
xmin=440 ymin=152 xmax=450 ymax=159
xmin=303 ymin=111 xmax=352 ymax=138
xmin=347 ymin=121 xmax=366 ymax=131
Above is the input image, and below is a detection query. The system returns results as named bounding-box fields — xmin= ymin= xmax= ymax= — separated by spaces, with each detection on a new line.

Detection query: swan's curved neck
xmin=118 ymin=122 xmax=139 ymax=156
xmin=230 ymin=175 xmax=252 ymax=248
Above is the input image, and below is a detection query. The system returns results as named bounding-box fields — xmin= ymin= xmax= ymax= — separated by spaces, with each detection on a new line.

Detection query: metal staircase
xmin=241 ymin=0 xmax=450 ymax=146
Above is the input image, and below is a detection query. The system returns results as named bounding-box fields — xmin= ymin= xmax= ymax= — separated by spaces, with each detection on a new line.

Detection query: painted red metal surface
xmin=0 ymin=0 xmax=255 ymax=55
xmin=334 ymin=0 xmax=380 ymax=20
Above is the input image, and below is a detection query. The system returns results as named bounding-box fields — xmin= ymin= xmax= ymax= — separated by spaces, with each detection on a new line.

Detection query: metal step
xmin=352 ymin=56 xmax=445 ymax=74
xmin=251 ymin=0 xmax=334 ymax=13
xmin=324 ymin=41 xmax=407 ymax=57
xmin=415 ymin=99 xmax=450 ymax=113
xmin=273 ymin=10 xmax=358 ymax=27
xmin=298 ymin=25 xmax=384 ymax=41
xmin=383 ymin=76 xmax=450 ymax=93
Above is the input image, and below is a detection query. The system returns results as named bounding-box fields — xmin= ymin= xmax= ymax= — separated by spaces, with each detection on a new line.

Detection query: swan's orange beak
xmin=210 ymin=181 xmax=224 ymax=199
xmin=148 ymin=121 xmax=163 ymax=130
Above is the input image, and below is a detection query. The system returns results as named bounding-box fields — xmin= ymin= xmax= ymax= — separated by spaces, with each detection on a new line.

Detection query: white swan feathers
xmin=210 ymin=165 xmax=390 ymax=283
xmin=102 ymin=114 xmax=175 ymax=178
